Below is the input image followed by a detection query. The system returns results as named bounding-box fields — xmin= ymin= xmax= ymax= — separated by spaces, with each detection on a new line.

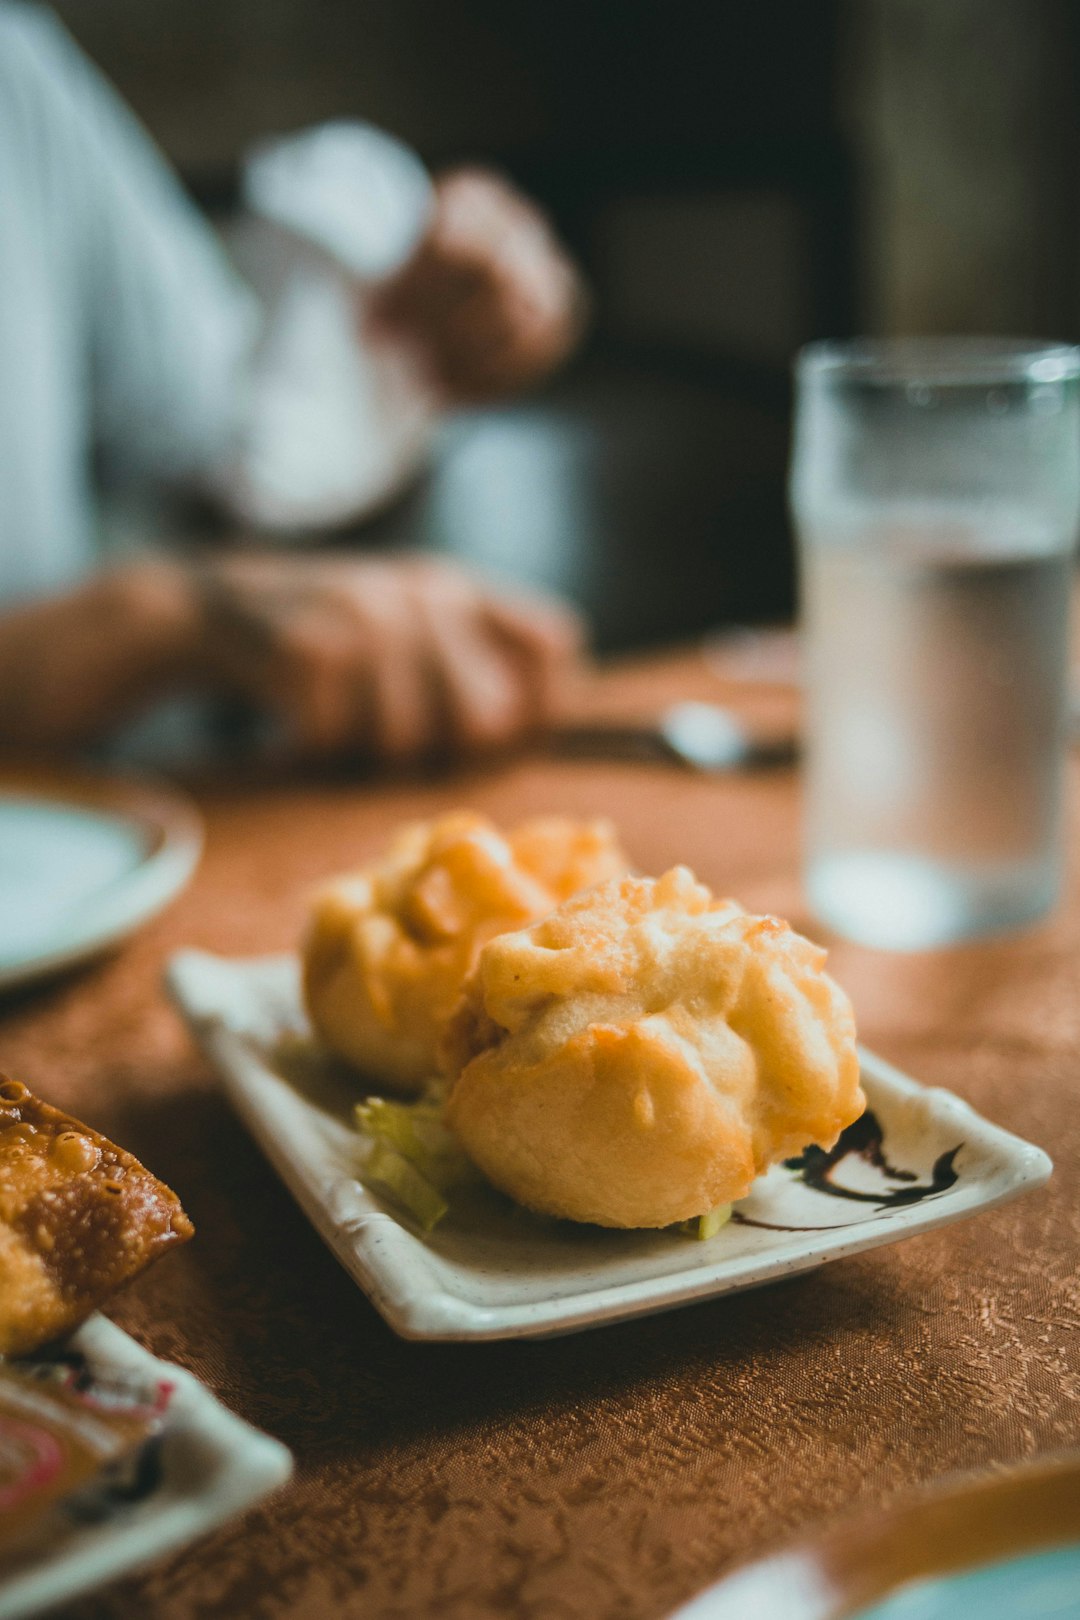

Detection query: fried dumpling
xmin=302 ymin=811 xmax=628 ymax=1092
xmin=444 ymin=866 xmax=863 ymax=1228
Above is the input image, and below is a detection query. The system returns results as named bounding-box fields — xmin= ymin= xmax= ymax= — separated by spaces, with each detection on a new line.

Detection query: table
xmin=5 ymin=645 xmax=1078 ymax=1620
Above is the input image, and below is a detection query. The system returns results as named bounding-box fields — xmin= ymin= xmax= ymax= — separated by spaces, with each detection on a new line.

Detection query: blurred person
xmin=0 ymin=4 xmax=586 ymax=762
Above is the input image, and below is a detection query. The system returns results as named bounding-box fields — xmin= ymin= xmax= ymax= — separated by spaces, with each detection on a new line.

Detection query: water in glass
xmin=802 ymin=506 xmax=1070 ymax=948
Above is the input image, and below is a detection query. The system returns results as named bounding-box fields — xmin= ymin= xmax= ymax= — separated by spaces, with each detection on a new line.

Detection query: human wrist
xmin=98 ymin=559 xmax=203 ymax=683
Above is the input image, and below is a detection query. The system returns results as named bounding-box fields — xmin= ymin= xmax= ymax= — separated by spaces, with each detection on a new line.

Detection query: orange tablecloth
xmin=6 ymin=645 xmax=1078 ymax=1620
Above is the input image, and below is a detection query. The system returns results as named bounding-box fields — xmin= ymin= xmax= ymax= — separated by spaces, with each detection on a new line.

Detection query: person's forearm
xmin=0 ymin=562 xmax=199 ymax=749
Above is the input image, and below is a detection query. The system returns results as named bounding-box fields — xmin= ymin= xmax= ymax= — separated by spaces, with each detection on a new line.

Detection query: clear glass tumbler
xmin=790 ymin=339 xmax=1080 ymax=950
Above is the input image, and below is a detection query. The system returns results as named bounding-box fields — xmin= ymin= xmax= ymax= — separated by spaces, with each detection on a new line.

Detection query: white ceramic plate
xmin=0 ymin=1314 xmax=291 ymax=1620
xmin=0 ymin=766 xmax=203 ymax=993
xmin=167 ymin=950 xmax=1053 ymax=1344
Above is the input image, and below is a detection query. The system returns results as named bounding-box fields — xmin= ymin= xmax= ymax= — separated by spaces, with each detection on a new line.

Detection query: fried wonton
xmin=0 ymin=1079 xmax=193 ymax=1359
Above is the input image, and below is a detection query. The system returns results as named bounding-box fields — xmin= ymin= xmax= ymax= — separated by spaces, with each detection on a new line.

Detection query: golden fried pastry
xmin=444 ymin=866 xmax=864 ymax=1228
xmin=302 ymin=811 xmax=628 ymax=1091
xmin=0 ymin=1079 xmax=193 ymax=1359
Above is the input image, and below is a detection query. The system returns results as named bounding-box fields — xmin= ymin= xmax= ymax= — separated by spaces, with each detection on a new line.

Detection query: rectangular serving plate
xmin=167 ymin=950 xmax=1052 ymax=1344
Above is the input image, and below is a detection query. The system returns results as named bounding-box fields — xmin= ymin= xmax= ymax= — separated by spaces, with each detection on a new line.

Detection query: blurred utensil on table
xmin=552 ymin=701 xmax=798 ymax=772
xmin=550 ymin=676 xmax=1079 ymax=776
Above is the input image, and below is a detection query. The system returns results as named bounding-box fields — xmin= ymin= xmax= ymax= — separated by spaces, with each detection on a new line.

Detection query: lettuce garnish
xmin=355 ymin=1097 xmax=474 ymax=1231
xmin=677 ymin=1203 xmax=733 ymax=1240
xmin=356 ymin=1096 xmax=734 ymax=1241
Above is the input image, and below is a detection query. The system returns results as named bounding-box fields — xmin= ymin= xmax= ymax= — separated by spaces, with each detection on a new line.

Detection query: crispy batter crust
xmin=444 ymin=867 xmax=864 ymax=1228
xmin=0 ymin=1079 xmax=193 ymax=1359
xmin=302 ymin=812 xmax=628 ymax=1091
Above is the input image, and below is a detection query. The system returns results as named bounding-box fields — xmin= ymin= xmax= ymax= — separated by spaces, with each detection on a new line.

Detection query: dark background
xmin=53 ymin=0 xmax=1080 ymax=650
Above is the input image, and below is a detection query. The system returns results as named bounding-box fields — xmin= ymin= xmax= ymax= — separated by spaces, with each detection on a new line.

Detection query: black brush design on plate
xmin=733 ymin=1109 xmax=963 ymax=1232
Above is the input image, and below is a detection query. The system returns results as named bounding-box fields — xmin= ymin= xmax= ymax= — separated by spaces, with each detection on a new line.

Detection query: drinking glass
xmin=790 ymin=338 xmax=1080 ymax=949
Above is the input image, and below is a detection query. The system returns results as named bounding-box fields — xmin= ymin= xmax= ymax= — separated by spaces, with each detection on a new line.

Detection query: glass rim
xmin=796 ymin=337 xmax=1080 ymax=386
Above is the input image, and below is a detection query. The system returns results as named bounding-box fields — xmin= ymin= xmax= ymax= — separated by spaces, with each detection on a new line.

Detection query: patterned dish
xmin=0 ymin=1315 xmax=291 ymax=1619
xmin=168 ymin=949 xmax=1052 ymax=1344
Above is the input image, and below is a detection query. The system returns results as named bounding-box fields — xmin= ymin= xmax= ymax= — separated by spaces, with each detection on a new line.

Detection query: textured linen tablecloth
xmin=4 ymin=646 xmax=1078 ymax=1620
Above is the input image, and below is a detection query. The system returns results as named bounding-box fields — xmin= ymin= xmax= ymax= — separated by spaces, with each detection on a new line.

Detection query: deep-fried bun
xmin=444 ymin=867 xmax=864 ymax=1228
xmin=302 ymin=811 xmax=627 ymax=1091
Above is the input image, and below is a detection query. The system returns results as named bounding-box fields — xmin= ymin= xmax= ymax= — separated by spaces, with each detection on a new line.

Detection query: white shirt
xmin=0 ymin=3 xmax=438 ymax=603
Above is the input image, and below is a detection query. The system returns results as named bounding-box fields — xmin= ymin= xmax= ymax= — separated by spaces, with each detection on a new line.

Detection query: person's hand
xmin=195 ymin=552 xmax=584 ymax=763
xmin=0 ymin=553 xmax=584 ymax=763
xmin=369 ymin=168 xmax=585 ymax=404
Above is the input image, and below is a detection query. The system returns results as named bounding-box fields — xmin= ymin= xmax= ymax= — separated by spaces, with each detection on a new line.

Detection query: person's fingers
xmin=195 ymin=563 xmax=430 ymax=765
xmin=374 ymin=166 xmax=583 ymax=402
xmin=436 ymin=249 xmax=583 ymax=400
xmin=478 ymin=591 xmax=586 ymax=728
xmin=410 ymin=572 xmax=530 ymax=753
xmin=357 ymin=574 xmax=437 ymax=763
xmin=430 ymin=168 xmax=527 ymax=260
xmin=207 ymin=583 xmax=369 ymax=760
xmin=440 ymin=182 xmax=579 ymax=336
xmin=190 ymin=585 xmax=289 ymax=721
xmin=270 ymin=617 xmax=368 ymax=758
xmin=189 ymin=552 xmax=585 ymax=765
xmin=414 ymin=290 xmax=551 ymax=402
xmin=375 ymin=253 xmax=486 ymax=334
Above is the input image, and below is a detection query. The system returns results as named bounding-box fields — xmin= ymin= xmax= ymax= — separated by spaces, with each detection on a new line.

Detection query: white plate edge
xmin=0 ymin=788 xmax=203 ymax=993
xmin=0 ymin=1315 xmax=292 ymax=1620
